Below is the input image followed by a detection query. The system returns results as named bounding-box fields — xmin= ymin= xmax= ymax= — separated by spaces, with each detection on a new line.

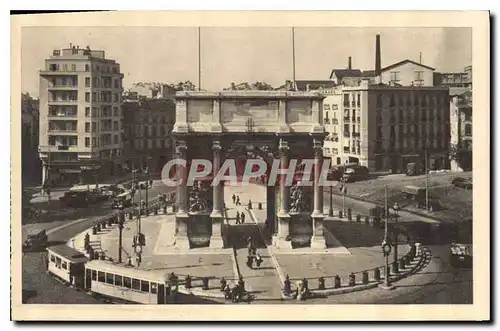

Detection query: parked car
xmin=452 ymin=177 xmax=473 ymax=189
xmin=342 ymin=166 xmax=369 ymax=182
xmin=450 ymin=243 xmax=472 ymax=267
xmin=402 ymin=185 xmax=426 ymax=200
xmin=406 ymin=162 xmax=421 ymax=176
xmin=59 ymin=191 xmax=89 ymax=208
xmin=111 ymin=191 xmax=134 ymax=209
xmin=23 ymin=229 xmax=48 ymax=251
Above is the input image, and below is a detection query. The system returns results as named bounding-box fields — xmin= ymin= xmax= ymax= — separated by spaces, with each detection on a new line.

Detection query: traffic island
xmin=280 ymin=245 xmax=429 ymax=300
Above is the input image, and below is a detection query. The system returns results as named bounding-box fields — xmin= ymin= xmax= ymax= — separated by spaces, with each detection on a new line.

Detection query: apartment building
xmin=321 ymin=90 xmax=342 ymax=163
xmin=38 ymin=45 xmax=124 ymax=186
xmin=337 ymin=81 xmax=450 ymax=173
xmin=121 ymin=97 xmax=176 ymax=175
xmin=449 ymin=88 xmax=472 ymax=171
xmin=22 ymin=93 xmax=41 ymax=184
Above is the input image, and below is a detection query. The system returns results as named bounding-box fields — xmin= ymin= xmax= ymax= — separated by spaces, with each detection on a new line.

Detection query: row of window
xmin=133 ymin=139 xmax=171 ymax=150
xmin=376 ymin=93 xmax=447 ymax=107
xmin=88 ymin=269 xmax=158 ymax=294
xmin=49 ymin=254 xmax=68 ymax=270
xmin=48 ymin=63 xmax=120 ymax=74
xmin=85 ymin=77 xmax=121 ymax=89
xmin=85 ymin=106 xmax=120 ymax=118
xmin=389 ymin=70 xmax=425 ymax=82
xmin=85 ymin=121 xmax=120 ymax=133
xmin=85 ymin=135 xmax=120 ymax=147
xmin=85 ymin=92 xmax=120 ymax=103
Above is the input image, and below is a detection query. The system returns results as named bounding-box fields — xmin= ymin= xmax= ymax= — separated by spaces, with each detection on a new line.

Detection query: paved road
xmin=21 ymin=181 xmax=176 ymax=304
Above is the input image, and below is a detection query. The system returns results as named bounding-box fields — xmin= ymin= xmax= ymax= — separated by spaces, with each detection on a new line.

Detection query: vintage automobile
xmin=452 ymin=177 xmax=473 ymax=190
xmin=406 ymin=162 xmax=422 ymax=176
xmin=59 ymin=191 xmax=90 ymax=208
xmin=111 ymin=191 xmax=134 ymax=209
xmin=342 ymin=166 xmax=369 ymax=182
xmin=23 ymin=229 xmax=48 ymax=251
xmin=450 ymin=243 xmax=472 ymax=267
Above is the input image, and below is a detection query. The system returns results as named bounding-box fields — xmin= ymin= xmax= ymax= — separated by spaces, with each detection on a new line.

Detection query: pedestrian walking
xmin=236 ymin=196 xmax=240 ymax=206
xmin=255 ymin=253 xmax=263 ymax=268
xmin=246 ymin=254 xmax=254 ymax=269
xmin=236 ymin=211 xmax=241 ymax=224
xmin=241 ymin=212 xmax=245 ymax=224
xmin=232 ymin=194 xmax=236 ymax=204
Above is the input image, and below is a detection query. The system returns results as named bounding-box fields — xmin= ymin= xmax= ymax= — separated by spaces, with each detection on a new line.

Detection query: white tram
xmin=46 ymin=245 xmax=88 ymax=287
xmin=85 ymin=260 xmax=176 ymax=304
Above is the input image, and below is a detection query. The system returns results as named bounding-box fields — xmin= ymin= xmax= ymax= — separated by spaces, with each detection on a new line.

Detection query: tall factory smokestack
xmin=375 ymin=34 xmax=381 ymax=75
xmin=348 ymin=56 xmax=352 ymax=70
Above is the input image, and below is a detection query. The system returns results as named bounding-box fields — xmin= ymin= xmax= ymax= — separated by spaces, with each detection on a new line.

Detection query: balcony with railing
xmin=332 ymin=118 xmax=339 ymax=125
xmin=352 ymin=132 xmax=360 ymax=138
xmin=343 ymin=116 xmax=350 ymax=123
xmin=324 ymin=118 xmax=330 ymax=124
xmin=343 ymin=146 xmax=350 ymax=153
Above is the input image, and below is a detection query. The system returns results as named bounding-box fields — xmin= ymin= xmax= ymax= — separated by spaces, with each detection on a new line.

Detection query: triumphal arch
xmin=171 ymin=90 xmax=327 ymax=250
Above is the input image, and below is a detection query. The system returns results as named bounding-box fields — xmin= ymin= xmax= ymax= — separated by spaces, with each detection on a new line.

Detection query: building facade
xmin=121 ymin=97 xmax=176 ymax=175
xmin=449 ymin=88 xmax=472 ymax=171
xmin=22 ymin=93 xmax=41 ymax=184
xmin=318 ymin=81 xmax=450 ymax=173
xmin=38 ymin=45 xmax=124 ymax=187
xmin=379 ymin=60 xmax=435 ymax=87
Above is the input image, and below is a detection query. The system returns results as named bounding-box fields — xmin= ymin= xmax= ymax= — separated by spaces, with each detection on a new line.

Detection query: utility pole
xmin=425 ymin=149 xmax=429 ymax=211
xmin=291 ymin=27 xmax=296 ymax=91
xmin=198 ymin=26 xmax=202 ymax=91
xmin=379 ymin=184 xmax=393 ymax=290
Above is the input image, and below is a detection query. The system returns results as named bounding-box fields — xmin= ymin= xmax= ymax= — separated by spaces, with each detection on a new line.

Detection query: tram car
xmin=84 ymin=260 xmax=176 ymax=304
xmin=46 ymin=245 xmax=88 ymax=287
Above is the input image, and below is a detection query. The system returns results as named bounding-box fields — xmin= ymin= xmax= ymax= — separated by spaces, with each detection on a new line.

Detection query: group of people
xmin=231 ymin=194 xmax=241 ymax=206
xmin=245 ymin=236 xmax=263 ymax=269
xmin=235 ymin=211 xmax=246 ymax=224
xmin=223 ymin=278 xmax=248 ymax=303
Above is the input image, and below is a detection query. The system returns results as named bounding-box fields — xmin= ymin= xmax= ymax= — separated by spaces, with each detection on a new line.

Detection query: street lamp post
xmin=392 ymin=202 xmax=400 ymax=273
xmin=425 ymin=149 xmax=429 ymax=211
xmin=379 ymin=185 xmax=394 ymax=290
xmin=118 ymin=207 xmax=125 ymax=263
xmin=328 ymin=185 xmax=333 ymax=217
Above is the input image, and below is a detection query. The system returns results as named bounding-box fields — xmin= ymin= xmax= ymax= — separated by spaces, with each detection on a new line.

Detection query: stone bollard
xmin=92 ymin=226 xmax=97 ymax=235
xmin=347 ymin=208 xmax=352 ymax=221
xmin=362 ymin=271 xmax=369 ymax=284
xmin=101 ymin=222 xmax=106 ymax=229
xmin=392 ymin=261 xmax=399 ymax=274
xmin=96 ymin=223 xmax=101 ymax=232
xmin=399 ymin=258 xmax=406 ymax=271
xmin=338 ymin=210 xmax=343 ymax=218
xmin=248 ymin=200 xmax=252 ymax=209
xmin=219 ymin=277 xmax=227 ymax=292
xmin=185 ymin=275 xmax=192 ymax=289
xmin=349 ymin=273 xmax=356 ymax=287
xmin=107 ymin=217 xmax=113 ymax=226
xmin=364 ymin=216 xmax=370 ymax=225
xmin=258 ymin=202 xmax=262 ymax=210
xmin=374 ymin=268 xmax=381 ymax=281
xmin=163 ymin=205 xmax=167 ymax=214
xmin=318 ymin=277 xmax=325 ymax=290
xmin=334 ymin=275 xmax=341 ymax=288
xmin=356 ymin=214 xmax=361 ymax=223
xmin=202 ymin=277 xmax=209 ymax=290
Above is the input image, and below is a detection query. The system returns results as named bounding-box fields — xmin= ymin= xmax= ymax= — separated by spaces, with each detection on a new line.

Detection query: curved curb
xmin=280 ymin=246 xmax=431 ymax=300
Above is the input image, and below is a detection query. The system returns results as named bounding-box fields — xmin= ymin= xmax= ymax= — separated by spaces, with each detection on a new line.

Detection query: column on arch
xmin=209 ymin=138 xmax=224 ymax=248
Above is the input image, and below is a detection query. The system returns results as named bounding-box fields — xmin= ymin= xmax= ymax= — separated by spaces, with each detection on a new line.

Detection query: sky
xmin=21 ymin=27 xmax=471 ymax=97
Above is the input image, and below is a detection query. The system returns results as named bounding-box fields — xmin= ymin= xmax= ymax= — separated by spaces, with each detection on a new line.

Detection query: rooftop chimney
xmin=348 ymin=56 xmax=352 ymax=70
xmin=375 ymin=34 xmax=381 ymax=75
